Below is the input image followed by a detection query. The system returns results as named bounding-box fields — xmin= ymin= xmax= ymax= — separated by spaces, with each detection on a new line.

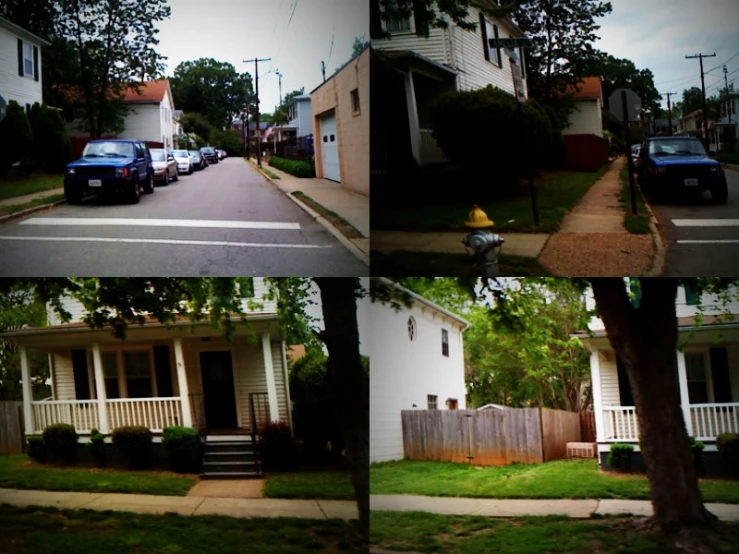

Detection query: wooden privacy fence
xmin=560 ymin=134 xmax=609 ymax=172
xmin=0 ymin=402 xmax=25 ymax=454
xmin=580 ymin=411 xmax=596 ymax=442
xmin=401 ymin=407 xmax=582 ymax=465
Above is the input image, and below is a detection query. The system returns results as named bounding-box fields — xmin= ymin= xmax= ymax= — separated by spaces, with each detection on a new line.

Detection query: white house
xmin=562 ymin=76 xmax=604 ymax=137
xmin=368 ymin=278 xmax=470 ymax=463
xmin=275 ymin=94 xmax=313 ymax=140
xmin=371 ymin=2 xmax=529 ymax=167
xmin=709 ymin=92 xmax=738 ymax=153
xmin=578 ymin=283 xmax=739 ymax=474
xmin=0 ymin=16 xmax=50 ymax=118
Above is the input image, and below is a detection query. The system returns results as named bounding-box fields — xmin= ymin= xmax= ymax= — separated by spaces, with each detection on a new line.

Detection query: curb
xmin=632 ymin=184 xmax=665 ymax=277
xmin=720 ymin=162 xmax=739 ymax=171
xmin=0 ymin=197 xmax=67 ymax=224
xmin=245 ymin=158 xmax=370 ymax=267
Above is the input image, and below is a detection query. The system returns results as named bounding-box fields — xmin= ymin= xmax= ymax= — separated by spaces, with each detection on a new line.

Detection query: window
xmin=446 ymin=398 xmax=458 ymax=410
xmin=102 ymin=352 xmax=120 ymax=398
xmin=686 ymin=352 xmax=709 ymax=404
xmin=629 ymin=278 xmax=642 ymax=308
xmin=441 ymin=328 xmax=449 ymax=357
xmin=427 ymin=394 xmax=438 ymax=410
xmin=685 ymin=285 xmax=701 ymax=306
xmin=351 ymin=88 xmax=360 ymax=113
xmin=124 ymin=351 xmax=153 ymax=398
xmin=480 ymin=14 xmax=501 ymax=67
xmin=384 ymin=0 xmax=412 ymax=32
xmin=407 ymin=316 xmax=416 ymax=341
xmin=23 ymin=42 xmax=33 ymax=76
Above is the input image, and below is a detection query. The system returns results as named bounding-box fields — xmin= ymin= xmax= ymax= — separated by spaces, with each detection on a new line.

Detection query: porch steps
xmin=200 ymin=437 xmax=262 ymax=480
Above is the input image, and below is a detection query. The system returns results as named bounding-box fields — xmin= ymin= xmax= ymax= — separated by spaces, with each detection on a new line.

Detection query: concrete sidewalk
xmin=0 ymin=187 xmax=64 ymax=208
xmin=0 ymin=487 xmax=357 ymax=520
xmin=370 ymin=494 xmax=739 ymax=521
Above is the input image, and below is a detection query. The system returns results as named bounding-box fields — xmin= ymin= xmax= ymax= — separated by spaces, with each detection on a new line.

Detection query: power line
xmin=685 ymin=52 xmax=716 ymax=146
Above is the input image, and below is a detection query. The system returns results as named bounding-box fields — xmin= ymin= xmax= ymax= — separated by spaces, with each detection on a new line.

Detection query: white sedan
xmin=171 ymin=149 xmax=194 ymax=175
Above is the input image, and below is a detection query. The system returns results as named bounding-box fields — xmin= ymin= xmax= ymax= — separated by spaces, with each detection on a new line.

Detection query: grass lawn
xmin=619 ymin=165 xmax=652 ymax=234
xmin=292 ymin=191 xmax=364 ymax=239
xmin=0 ymin=455 xmax=197 ymax=496
xmin=0 ymin=504 xmax=364 ymax=554
xmin=370 ymin=458 xmax=739 ymax=503
xmin=370 ymin=251 xmax=551 ymax=277
xmin=371 ymin=167 xmax=610 ymax=234
xmin=0 ymin=194 xmax=65 ymax=216
xmin=264 ymin=469 xmax=355 ymax=500
xmin=371 ymin=511 xmax=739 ymax=554
xmin=0 ymin=173 xmax=63 ymax=201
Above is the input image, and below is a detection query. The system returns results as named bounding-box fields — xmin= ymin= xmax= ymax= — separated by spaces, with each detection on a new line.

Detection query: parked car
xmin=636 ymin=136 xmax=728 ymax=204
xmin=630 ymin=144 xmax=641 ymax=163
xmin=64 ymin=139 xmax=154 ymax=204
xmin=217 ymin=149 xmax=227 ymax=160
xmin=200 ymin=146 xmax=219 ymax=164
xmin=171 ymin=149 xmax=193 ymax=174
xmin=150 ymin=149 xmax=178 ymax=185
xmin=189 ymin=150 xmax=205 ymax=170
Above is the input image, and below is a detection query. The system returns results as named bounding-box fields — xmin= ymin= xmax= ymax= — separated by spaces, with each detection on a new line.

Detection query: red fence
xmin=561 ymin=134 xmax=609 ymax=172
xmin=70 ymin=137 xmax=165 ymax=160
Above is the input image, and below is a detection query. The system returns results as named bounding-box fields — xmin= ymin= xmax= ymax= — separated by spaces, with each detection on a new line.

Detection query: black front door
xmin=200 ymin=351 xmax=238 ymax=429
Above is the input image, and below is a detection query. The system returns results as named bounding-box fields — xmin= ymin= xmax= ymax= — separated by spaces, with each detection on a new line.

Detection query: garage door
xmin=319 ymin=112 xmax=341 ymax=182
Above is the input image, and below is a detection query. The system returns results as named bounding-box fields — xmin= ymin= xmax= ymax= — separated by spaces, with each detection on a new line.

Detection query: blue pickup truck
xmin=64 ymin=139 xmax=155 ymax=204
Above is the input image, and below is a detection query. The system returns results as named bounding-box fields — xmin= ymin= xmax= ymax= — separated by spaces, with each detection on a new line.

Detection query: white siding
xmin=599 ymin=355 xmax=620 ymax=407
xmin=297 ymin=98 xmax=313 ymax=137
xmin=372 ymin=26 xmax=448 ymax=66
xmin=369 ymin=298 xmax=467 ymax=463
xmin=51 ymin=352 xmax=76 ymax=400
xmin=117 ymin=103 xmax=162 ymax=144
xmin=563 ymin=100 xmax=603 ymax=137
xmin=0 ymin=24 xmax=44 ymax=109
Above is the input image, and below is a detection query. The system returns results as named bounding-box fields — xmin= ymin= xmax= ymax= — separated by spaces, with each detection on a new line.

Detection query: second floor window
xmin=23 ymin=42 xmax=33 ymax=76
xmin=441 ymin=328 xmax=449 ymax=357
xmin=427 ymin=394 xmax=438 ymax=409
xmin=479 ymin=13 xmax=501 ymax=67
xmin=384 ymin=0 xmax=412 ymax=32
xmin=685 ymin=284 xmax=701 ymax=306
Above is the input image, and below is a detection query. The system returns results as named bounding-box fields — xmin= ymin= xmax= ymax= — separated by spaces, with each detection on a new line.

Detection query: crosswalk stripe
xmin=0 ymin=236 xmax=331 ymax=249
xmin=19 ymin=217 xmax=301 ymax=230
xmin=672 ymin=219 xmax=739 ymax=227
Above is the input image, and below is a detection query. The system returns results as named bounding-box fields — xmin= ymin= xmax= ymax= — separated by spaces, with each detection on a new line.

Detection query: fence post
xmin=538 ymin=406 xmax=546 ymax=463
xmin=18 ymin=404 xmax=26 ymax=453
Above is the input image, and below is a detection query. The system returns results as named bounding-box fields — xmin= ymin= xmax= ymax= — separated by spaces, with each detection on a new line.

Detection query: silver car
xmin=150 ymin=149 xmax=178 ymax=185
xmin=171 ymin=149 xmax=193 ymax=174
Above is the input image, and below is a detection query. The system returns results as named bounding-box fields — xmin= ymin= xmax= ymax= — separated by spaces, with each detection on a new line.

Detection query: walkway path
xmin=538 ymin=157 xmax=661 ymax=276
xmin=370 ymin=494 xmax=739 ymax=521
xmin=0 ymin=487 xmax=357 ymax=520
xmin=0 ymin=187 xmax=64 ymax=208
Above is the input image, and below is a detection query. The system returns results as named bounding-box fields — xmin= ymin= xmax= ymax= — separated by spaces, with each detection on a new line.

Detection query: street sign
xmin=488 ymin=37 xmax=533 ymax=49
xmin=609 ymin=88 xmax=642 ymax=122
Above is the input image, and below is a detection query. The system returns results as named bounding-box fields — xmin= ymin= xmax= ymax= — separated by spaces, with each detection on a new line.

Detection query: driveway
xmin=0 ymin=159 xmax=367 ymax=276
xmin=651 ymin=166 xmax=739 ymax=276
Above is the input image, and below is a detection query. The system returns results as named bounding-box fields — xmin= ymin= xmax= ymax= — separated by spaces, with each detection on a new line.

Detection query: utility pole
xmin=663 ymin=92 xmax=676 ymax=136
xmin=686 ymin=52 xmax=716 ymax=151
xmin=243 ymin=58 xmax=271 ymax=166
xmin=725 ymin=65 xmax=733 ymax=125
xmin=320 ymin=61 xmax=326 ymax=82
xmin=276 ymin=70 xmax=283 ymax=105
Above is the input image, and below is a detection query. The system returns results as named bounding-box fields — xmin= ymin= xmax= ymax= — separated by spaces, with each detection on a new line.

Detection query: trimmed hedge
xmin=29 ymin=103 xmax=71 ymax=171
xmin=42 ymin=423 xmax=78 ymax=464
xmin=162 ymin=426 xmax=202 ymax=473
xmin=27 ymin=436 xmax=46 ymax=463
xmin=112 ymin=426 xmax=153 ymax=469
xmin=260 ymin=421 xmax=297 ymax=471
xmin=268 ymin=156 xmax=315 ymax=178
xmin=607 ymin=443 xmax=634 ymax=472
xmin=717 ymin=433 xmax=739 ymax=466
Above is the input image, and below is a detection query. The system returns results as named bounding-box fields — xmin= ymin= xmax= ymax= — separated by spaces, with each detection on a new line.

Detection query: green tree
xmin=177 ymin=113 xmax=213 ymax=143
xmin=580 ymin=53 xmax=661 ymax=114
xmin=29 ymin=103 xmax=71 ymax=171
xmin=170 ymin=58 xmax=254 ymax=129
xmin=209 ymin=129 xmax=243 ymax=155
xmin=681 ymin=87 xmax=703 ymax=116
xmin=0 ymin=101 xmax=33 ymax=177
xmin=352 ymin=36 xmax=369 ymax=57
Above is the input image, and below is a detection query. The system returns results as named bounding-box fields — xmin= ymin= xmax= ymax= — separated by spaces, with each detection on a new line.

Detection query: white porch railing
xmin=603 ymin=406 xmax=639 ymax=441
xmin=31 ymin=400 xmax=99 ymax=434
xmin=106 ymin=398 xmax=183 ymax=432
xmin=690 ymin=403 xmax=739 ymax=440
xmin=419 ymin=129 xmax=447 ymax=165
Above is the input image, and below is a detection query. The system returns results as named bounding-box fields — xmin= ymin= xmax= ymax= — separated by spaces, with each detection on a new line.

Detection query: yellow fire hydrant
xmin=461 ymin=205 xmax=504 ymax=278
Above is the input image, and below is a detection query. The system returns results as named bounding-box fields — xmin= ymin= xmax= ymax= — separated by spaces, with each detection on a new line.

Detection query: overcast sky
xmin=593 ymin=0 xmax=739 ymax=111
xmin=156 ymin=0 xmax=367 ymax=115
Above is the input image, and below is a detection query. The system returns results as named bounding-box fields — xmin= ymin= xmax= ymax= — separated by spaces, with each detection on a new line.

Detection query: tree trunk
xmin=591 ymin=278 xmax=713 ymax=533
xmin=314 ymin=278 xmax=368 ymax=544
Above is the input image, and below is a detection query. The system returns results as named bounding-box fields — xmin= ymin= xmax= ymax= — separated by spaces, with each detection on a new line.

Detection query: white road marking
xmin=0 ymin=236 xmax=331 ymax=249
xmin=19 ymin=217 xmax=301 ymax=230
xmin=672 ymin=219 xmax=739 ymax=227
xmin=677 ymin=240 xmax=739 ymax=244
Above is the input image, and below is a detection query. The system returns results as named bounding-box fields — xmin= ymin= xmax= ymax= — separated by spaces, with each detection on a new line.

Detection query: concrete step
xmin=200 ymin=471 xmax=262 ymax=480
xmin=203 ymin=461 xmax=259 ymax=472
xmin=204 ymin=442 xmax=258 ymax=454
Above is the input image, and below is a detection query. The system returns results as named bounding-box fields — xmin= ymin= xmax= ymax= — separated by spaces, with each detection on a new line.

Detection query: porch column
xmin=590 ymin=350 xmax=606 ymax=443
xmin=676 ymin=349 xmax=693 ymax=436
xmin=91 ymin=343 xmax=109 ymax=434
xmin=403 ymin=70 xmax=422 ymax=165
xmin=19 ymin=345 xmax=34 ymax=435
xmin=173 ymin=338 xmax=192 ymax=428
xmin=261 ymin=333 xmax=280 ymax=422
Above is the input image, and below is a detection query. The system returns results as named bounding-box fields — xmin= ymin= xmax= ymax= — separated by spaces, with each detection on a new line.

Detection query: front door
xmin=199 ymin=351 xmax=238 ymax=429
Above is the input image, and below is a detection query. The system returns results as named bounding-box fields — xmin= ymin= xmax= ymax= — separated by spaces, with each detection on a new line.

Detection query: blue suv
xmin=64 ymin=139 xmax=155 ymax=204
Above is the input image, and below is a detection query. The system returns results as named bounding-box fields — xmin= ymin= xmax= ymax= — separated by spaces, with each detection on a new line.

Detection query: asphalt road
xmin=651 ymin=167 xmax=739 ymax=276
xmin=0 ymin=158 xmax=367 ymax=276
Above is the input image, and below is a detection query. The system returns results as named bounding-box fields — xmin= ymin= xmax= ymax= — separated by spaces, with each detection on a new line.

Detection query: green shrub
xmin=112 ymin=426 xmax=153 ymax=469
xmin=162 ymin=426 xmax=202 ymax=473
xmin=0 ymin=100 xmax=33 ymax=177
xmin=27 ymin=436 xmax=46 ymax=463
xmin=607 ymin=443 xmax=634 ymax=472
xmin=688 ymin=436 xmax=705 ymax=478
xmin=717 ymin=433 xmax=739 ymax=467
xmin=42 ymin=423 xmax=78 ymax=464
xmin=268 ymin=156 xmax=315 ymax=178
xmin=85 ymin=428 xmax=106 ymax=467
xmin=259 ymin=421 xmax=297 ymax=471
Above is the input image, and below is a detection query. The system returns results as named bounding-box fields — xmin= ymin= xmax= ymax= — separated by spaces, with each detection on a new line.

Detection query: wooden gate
xmin=0 ymin=402 xmax=25 ymax=454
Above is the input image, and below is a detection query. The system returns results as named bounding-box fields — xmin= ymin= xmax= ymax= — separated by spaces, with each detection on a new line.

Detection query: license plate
xmin=89 ymin=179 xmax=102 ymax=187
xmin=684 ymin=178 xmax=699 ymax=187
